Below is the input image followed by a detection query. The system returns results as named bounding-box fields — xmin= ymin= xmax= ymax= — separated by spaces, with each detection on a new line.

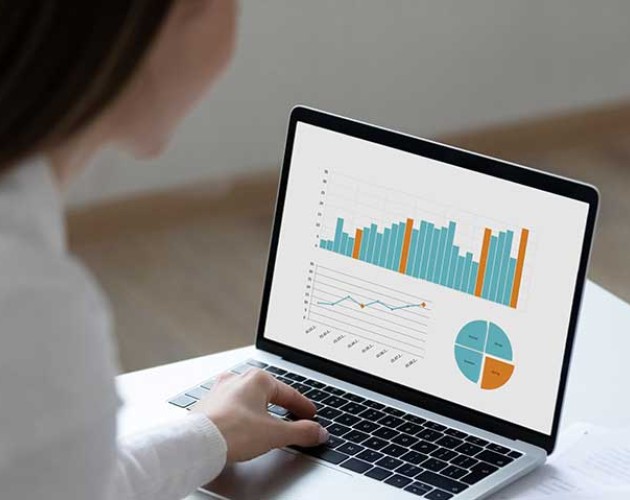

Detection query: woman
xmin=0 ymin=1 xmax=328 ymax=498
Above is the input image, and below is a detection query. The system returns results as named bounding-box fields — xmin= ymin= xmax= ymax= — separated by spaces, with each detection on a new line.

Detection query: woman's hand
xmin=192 ymin=368 xmax=329 ymax=462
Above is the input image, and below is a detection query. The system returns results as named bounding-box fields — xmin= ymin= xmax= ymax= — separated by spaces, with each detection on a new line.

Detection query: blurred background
xmin=66 ymin=1 xmax=630 ymax=372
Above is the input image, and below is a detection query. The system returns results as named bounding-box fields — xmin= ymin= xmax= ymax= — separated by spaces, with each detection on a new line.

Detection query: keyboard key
xmin=284 ymin=372 xmax=306 ymax=382
xmin=268 ymin=405 xmax=289 ymax=417
xmin=246 ymin=359 xmax=268 ymax=368
xmin=364 ymin=400 xmax=385 ymax=410
xmin=425 ymin=489 xmax=454 ymax=500
xmin=231 ymin=363 xmax=254 ymax=374
xmin=364 ymin=437 xmax=388 ymax=451
xmin=341 ymin=458 xmax=371 ymax=473
xmin=401 ymin=450 xmax=428 ymax=465
xmin=169 ymin=394 xmax=196 ymax=408
xmin=395 ymin=463 xmax=423 ymax=478
xmin=384 ymin=474 xmax=412 ymax=488
xmin=442 ymin=465 xmax=467 ymax=479
xmin=340 ymin=402 xmax=367 ymax=415
xmin=423 ymin=421 xmax=447 ymax=432
xmin=375 ymin=456 xmax=403 ymax=470
xmin=359 ymin=408 xmax=386 ymax=421
xmin=445 ymin=428 xmax=468 ymax=439
xmin=412 ymin=440 xmax=438 ymax=454
xmin=384 ymin=407 xmax=406 ymax=417
xmin=392 ymin=434 xmax=419 ymax=447
xmin=382 ymin=444 xmax=407 ymax=458
xmin=436 ymin=436 xmax=463 ymax=450
xmin=476 ymin=450 xmax=513 ymax=467
xmin=322 ymin=396 xmax=347 ymax=408
xmin=327 ymin=423 xmax=350 ymax=436
xmin=200 ymin=379 xmax=215 ymax=390
xmin=277 ymin=376 xmax=295 ymax=386
xmin=327 ymin=387 xmax=346 ymax=396
xmin=378 ymin=415 xmax=404 ymax=428
xmin=416 ymin=470 xmax=469 ymax=494
xmin=365 ymin=467 xmax=392 ymax=481
xmin=354 ymin=420 xmax=380 ymax=433
xmin=265 ymin=366 xmax=286 ymax=376
xmin=335 ymin=414 xmax=360 ymax=426
xmin=304 ymin=389 xmax=328 ymax=402
xmin=403 ymin=414 xmax=427 ymax=425
xmin=465 ymin=436 xmax=489 ymax=447
xmin=323 ymin=435 xmax=344 ymax=449
xmin=299 ymin=446 xmax=348 ymax=464
xmin=403 ymin=482 xmax=433 ymax=496
xmin=397 ymin=422 xmax=423 ymax=435
xmin=373 ymin=427 xmax=399 ymax=440
xmin=431 ymin=448 xmax=457 ymax=461
xmin=417 ymin=429 xmax=443 ymax=442
xmin=461 ymin=461 xmax=499 ymax=484
xmin=304 ymin=379 xmax=326 ymax=389
xmin=314 ymin=417 xmax=332 ymax=428
xmin=185 ymin=386 xmax=210 ymax=400
xmin=292 ymin=383 xmax=311 ymax=394
xmin=313 ymin=401 xmax=324 ymax=411
xmin=450 ymin=455 xmax=478 ymax=469
xmin=487 ymin=443 xmax=511 ymax=454
xmin=344 ymin=430 xmax=369 ymax=444
xmin=319 ymin=406 xmax=342 ymax=419
xmin=337 ymin=442 xmax=365 ymax=455
xmin=357 ymin=449 xmax=384 ymax=463
xmin=508 ymin=450 xmax=523 ymax=459
xmin=421 ymin=457 xmax=448 ymax=472
xmin=454 ymin=443 xmax=483 ymax=457
xmin=345 ymin=393 xmax=366 ymax=404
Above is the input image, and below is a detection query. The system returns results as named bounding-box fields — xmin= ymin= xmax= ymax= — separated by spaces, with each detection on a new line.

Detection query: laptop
xmin=168 ymin=106 xmax=599 ymax=499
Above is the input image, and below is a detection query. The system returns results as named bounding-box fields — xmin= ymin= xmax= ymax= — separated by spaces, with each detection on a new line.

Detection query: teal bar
xmin=374 ymin=232 xmax=383 ymax=263
xmin=482 ymin=236 xmax=498 ymax=299
xmin=320 ymin=239 xmax=327 ymax=249
xmin=341 ymin=233 xmax=349 ymax=256
xmin=346 ymin=236 xmax=355 ymax=257
xmin=380 ymin=228 xmax=391 ymax=267
xmin=496 ymin=230 xmax=514 ymax=303
xmin=434 ymin=227 xmax=448 ymax=283
xmin=420 ymin=222 xmax=435 ymax=279
xmin=407 ymin=229 xmax=420 ymax=276
xmin=333 ymin=218 xmax=344 ymax=253
xmin=427 ymin=226 xmax=441 ymax=281
xmin=392 ymin=221 xmax=405 ymax=270
xmin=455 ymin=255 xmax=465 ymax=290
xmin=489 ymin=231 xmax=506 ymax=301
xmin=359 ymin=227 xmax=370 ymax=261
xmin=414 ymin=222 xmax=428 ymax=278
xmin=440 ymin=222 xmax=456 ymax=285
xmin=462 ymin=252 xmax=473 ymax=292
xmin=447 ymin=245 xmax=459 ymax=288
xmin=327 ymin=240 xmax=334 ymax=251
xmin=386 ymin=224 xmax=399 ymax=269
xmin=503 ymin=257 xmax=517 ymax=305
xmin=366 ymin=223 xmax=378 ymax=263
xmin=468 ymin=262 xmax=479 ymax=294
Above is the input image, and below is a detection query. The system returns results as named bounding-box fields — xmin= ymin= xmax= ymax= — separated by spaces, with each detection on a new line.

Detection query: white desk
xmin=116 ymin=281 xmax=630 ymax=499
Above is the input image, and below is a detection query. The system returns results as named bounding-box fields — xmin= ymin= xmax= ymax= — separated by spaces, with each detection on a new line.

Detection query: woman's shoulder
xmin=0 ymin=235 xmax=121 ymax=453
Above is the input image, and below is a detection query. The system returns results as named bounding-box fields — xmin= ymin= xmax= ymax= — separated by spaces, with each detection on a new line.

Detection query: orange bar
xmin=474 ymin=228 xmax=493 ymax=296
xmin=510 ymin=228 xmax=529 ymax=308
xmin=398 ymin=218 xmax=415 ymax=273
xmin=352 ymin=229 xmax=363 ymax=259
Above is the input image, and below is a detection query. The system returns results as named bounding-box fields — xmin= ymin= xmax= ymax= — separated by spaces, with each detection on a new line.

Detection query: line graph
xmin=307 ymin=265 xmax=431 ymax=358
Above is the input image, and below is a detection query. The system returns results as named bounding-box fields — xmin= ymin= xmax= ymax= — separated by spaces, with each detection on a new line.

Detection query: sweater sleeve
xmin=111 ymin=413 xmax=227 ymax=500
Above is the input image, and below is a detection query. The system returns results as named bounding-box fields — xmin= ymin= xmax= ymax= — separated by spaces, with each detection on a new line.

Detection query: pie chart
xmin=454 ymin=320 xmax=514 ymax=390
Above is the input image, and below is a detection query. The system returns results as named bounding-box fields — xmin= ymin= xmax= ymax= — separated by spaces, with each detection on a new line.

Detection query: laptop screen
xmin=263 ymin=121 xmax=590 ymax=436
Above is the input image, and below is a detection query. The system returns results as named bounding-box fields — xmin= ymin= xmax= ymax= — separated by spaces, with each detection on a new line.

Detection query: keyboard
xmin=169 ymin=359 xmax=523 ymax=499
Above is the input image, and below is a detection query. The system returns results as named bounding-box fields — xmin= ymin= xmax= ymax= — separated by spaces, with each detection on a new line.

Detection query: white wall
xmin=68 ymin=0 xmax=630 ymax=205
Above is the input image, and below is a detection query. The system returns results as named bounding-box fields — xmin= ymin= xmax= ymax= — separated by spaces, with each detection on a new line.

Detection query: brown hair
xmin=0 ymin=0 xmax=175 ymax=170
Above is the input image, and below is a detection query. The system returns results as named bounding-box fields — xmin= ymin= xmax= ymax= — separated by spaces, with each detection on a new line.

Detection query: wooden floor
xmin=69 ymin=102 xmax=630 ymax=372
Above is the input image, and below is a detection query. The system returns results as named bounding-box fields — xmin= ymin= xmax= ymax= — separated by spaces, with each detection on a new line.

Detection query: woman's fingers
xmin=271 ymin=418 xmax=328 ymax=449
xmin=268 ymin=376 xmax=317 ymax=418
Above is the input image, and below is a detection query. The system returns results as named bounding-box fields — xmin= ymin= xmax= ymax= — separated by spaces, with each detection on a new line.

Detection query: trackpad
xmin=201 ymin=448 xmax=351 ymax=499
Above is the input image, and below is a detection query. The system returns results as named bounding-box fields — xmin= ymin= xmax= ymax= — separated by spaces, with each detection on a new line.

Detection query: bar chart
xmin=319 ymin=216 xmax=529 ymax=309
xmin=308 ymin=265 xmax=430 ymax=358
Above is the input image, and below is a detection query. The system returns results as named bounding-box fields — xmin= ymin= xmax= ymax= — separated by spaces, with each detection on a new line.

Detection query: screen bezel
xmin=256 ymin=106 xmax=599 ymax=454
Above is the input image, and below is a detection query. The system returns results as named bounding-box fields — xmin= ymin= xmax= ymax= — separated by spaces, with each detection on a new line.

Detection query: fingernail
xmin=318 ymin=426 xmax=329 ymax=444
